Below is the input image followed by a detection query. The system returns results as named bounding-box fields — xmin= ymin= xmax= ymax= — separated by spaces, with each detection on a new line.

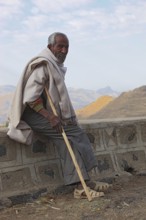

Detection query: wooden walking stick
xmin=45 ymin=88 xmax=92 ymax=201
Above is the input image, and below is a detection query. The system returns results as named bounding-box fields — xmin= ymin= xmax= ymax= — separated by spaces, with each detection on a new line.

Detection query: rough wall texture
xmin=1 ymin=118 xmax=146 ymax=198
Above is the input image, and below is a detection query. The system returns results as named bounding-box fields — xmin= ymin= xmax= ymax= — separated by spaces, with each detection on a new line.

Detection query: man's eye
xmin=58 ymin=45 xmax=64 ymax=48
xmin=58 ymin=45 xmax=68 ymax=49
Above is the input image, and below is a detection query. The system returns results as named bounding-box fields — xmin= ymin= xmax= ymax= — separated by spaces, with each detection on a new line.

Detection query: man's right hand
xmin=49 ymin=114 xmax=63 ymax=133
xmin=34 ymin=105 xmax=63 ymax=133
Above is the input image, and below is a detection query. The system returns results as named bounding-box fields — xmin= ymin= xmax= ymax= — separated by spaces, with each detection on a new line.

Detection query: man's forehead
xmin=55 ymin=35 xmax=69 ymax=43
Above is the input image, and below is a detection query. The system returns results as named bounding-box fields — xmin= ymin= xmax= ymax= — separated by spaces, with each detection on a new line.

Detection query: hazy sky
xmin=0 ymin=0 xmax=146 ymax=92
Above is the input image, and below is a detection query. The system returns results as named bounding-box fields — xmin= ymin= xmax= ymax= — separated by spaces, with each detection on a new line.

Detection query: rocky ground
xmin=1 ymin=173 xmax=146 ymax=220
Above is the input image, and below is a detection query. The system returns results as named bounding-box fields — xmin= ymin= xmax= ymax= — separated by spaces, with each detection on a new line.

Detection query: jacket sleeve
xmin=23 ymin=65 xmax=54 ymax=120
xmin=23 ymin=65 xmax=49 ymax=104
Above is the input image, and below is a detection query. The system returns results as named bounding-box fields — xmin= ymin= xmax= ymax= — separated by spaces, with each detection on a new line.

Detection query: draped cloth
xmin=7 ymin=48 xmax=76 ymax=145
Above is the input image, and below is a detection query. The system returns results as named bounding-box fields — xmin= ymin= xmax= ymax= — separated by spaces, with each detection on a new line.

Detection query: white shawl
xmin=7 ymin=48 xmax=76 ymax=145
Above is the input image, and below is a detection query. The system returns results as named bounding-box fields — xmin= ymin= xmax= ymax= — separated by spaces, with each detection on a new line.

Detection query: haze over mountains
xmin=0 ymin=85 xmax=15 ymax=95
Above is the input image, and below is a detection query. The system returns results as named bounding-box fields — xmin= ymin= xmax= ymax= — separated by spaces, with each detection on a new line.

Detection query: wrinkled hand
xmin=49 ymin=114 xmax=63 ymax=133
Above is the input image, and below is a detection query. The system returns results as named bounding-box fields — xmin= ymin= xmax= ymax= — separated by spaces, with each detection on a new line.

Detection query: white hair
xmin=48 ymin=32 xmax=68 ymax=45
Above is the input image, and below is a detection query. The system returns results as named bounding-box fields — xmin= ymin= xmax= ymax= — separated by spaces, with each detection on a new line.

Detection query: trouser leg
xmin=52 ymin=138 xmax=90 ymax=185
xmin=22 ymin=107 xmax=97 ymax=185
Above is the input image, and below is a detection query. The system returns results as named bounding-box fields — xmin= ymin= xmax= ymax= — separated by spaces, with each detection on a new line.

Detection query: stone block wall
xmin=82 ymin=118 xmax=146 ymax=179
xmin=0 ymin=129 xmax=63 ymax=198
xmin=1 ymin=118 xmax=146 ymax=198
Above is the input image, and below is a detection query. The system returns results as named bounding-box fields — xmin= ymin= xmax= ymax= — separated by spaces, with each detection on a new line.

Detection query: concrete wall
xmin=1 ymin=118 xmax=146 ymax=199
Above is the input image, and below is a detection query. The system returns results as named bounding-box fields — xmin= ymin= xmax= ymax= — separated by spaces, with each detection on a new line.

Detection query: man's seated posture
xmin=7 ymin=32 xmax=110 ymax=199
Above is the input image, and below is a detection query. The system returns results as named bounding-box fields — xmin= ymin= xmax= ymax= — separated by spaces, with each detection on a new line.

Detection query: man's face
xmin=49 ymin=35 xmax=69 ymax=64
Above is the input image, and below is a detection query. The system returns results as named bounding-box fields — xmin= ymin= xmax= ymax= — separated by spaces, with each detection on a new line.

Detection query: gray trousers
xmin=22 ymin=106 xmax=97 ymax=185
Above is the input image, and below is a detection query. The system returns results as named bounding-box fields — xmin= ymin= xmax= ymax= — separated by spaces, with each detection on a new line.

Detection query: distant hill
xmin=76 ymin=96 xmax=114 ymax=119
xmin=68 ymin=86 xmax=119 ymax=109
xmin=0 ymin=85 xmax=16 ymax=125
xmin=89 ymin=86 xmax=146 ymax=119
xmin=0 ymin=93 xmax=14 ymax=125
xmin=0 ymin=85 xmax=15 ymax=95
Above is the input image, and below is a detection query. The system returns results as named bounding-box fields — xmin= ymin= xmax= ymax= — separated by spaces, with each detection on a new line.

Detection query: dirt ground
xmin=1 ymin=174 xmax=146 ymax=220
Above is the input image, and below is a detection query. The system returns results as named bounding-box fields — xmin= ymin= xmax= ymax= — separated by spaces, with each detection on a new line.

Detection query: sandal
xmin=88 ymin=181 xmax=111 ymax=192
xmin=74 ymin=187 xmax=104 ymax=199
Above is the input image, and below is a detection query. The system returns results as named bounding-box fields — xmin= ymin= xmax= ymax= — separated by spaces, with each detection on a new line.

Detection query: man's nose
xmin=61 ymin=46 xmax=68 ymax=53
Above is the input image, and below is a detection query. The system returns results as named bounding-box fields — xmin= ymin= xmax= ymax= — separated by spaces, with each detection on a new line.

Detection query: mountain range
xmin=0 ymin=85 xmax=119 ymax=125
xmin=68 ymin=86 xmax=119 ymax=109
xmin=1 ymin=84 xmax=146 ymax=125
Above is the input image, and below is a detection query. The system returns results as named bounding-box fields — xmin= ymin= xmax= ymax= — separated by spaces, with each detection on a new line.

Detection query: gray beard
xmin=56 ymin=53 xmax=66 ymax=63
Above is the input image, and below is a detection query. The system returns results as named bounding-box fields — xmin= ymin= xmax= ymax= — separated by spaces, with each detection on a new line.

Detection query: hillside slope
xmin=76 ymin=96 xmax=114 ymax=119
xmin=89 ymin=86 xmax=146 ymax=119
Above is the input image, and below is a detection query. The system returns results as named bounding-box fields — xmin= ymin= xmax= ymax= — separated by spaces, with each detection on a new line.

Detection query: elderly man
xmin=7 ymin=32 xmax=109 ymax=199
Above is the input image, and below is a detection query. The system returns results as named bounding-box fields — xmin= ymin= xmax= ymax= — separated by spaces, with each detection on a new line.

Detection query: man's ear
xmin=48 ymin=44 xmax=54 ymax=52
